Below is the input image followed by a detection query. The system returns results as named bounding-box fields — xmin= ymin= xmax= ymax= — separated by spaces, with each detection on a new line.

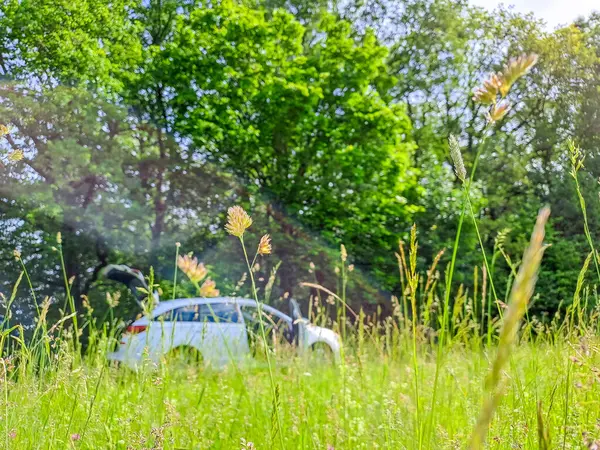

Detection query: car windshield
xmin=240 ymin=306 xmax=290 ymax=328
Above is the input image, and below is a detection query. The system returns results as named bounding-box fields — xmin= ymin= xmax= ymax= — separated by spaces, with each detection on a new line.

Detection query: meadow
xmin=2 ymin=201 xmax=600 ymax=449
xmin=3 ymin=338 xmax=599 ymax=449
xmin=4 ymin=273 xmax=600 ymax=449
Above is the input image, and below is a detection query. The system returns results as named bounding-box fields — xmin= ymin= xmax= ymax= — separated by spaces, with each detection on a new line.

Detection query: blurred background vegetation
xmin=0 ymin=0 xmax=599 ymax=325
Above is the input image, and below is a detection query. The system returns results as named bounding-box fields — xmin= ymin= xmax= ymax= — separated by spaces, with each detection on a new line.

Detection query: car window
xmin=155 ymin=303 xmax=239 ymax=323
xmin=240 ymin=305 xmax=294 ymax=351
xmin=240 ymin=305 xmax=291 ymax=330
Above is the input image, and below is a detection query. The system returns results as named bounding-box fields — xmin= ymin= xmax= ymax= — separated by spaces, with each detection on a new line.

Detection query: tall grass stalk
xmin=13 ymin=251 xmax=39 ymax=316
xmin=407 ymin=225 xmax=423 ymax=447
xmin=468 ymin=207 xmax=549 ymax=449
xmin=569 ymin=251 xmax=592 ymax=335
xmin=238 ymin=231 xmax=284 ymax=450
xmin=57 ymin=233 xmax=79 ymax=353
xmin=340 ymin=244 xmax=348 ymax=342
xmin=466 ymin=196 xmax=501 ymax=314
xmin=172 ymin=242 xmax=180 ymax=300
xmin=568 ymin=139 xmax=600 ymax=284
xmin=428 ymin=129 xmax=490 ymax=443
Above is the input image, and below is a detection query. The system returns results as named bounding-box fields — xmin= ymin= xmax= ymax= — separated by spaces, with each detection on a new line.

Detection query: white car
xmin=107 ymin=297 xmax=341 ymax=369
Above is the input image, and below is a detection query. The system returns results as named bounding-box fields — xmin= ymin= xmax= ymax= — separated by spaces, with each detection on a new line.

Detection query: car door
xmin=147 ymin=304 xmax=201 ymax=359
xmin=239 ymin=304 xmax=294 ymax=359
xmin=196 ymin=301 xmax=250 ymax=364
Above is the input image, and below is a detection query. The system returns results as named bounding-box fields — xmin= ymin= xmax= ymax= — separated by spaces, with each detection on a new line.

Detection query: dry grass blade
xmin=468 ymin=207 xmax=550 ymax=449
xmin=300 ymin=282 xmax=359 ymax=319
xmin=537 ymin=401 xmax=551 ymax=450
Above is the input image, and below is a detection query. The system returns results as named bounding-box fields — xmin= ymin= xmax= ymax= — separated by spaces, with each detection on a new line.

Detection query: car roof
xmin=150 ymin=297 xmax=292 ymax=321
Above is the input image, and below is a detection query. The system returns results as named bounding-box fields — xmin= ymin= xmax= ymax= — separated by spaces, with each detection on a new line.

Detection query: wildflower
xmin=240 ymin=438 xmax=256 ymax=450
xmin=0 ymin=124 xmax=8 ymax=136
xmin=71 ymin=433 xmax=81 ymax=441
xmin=56 ymin=232 xmax=62 ymax=245
xmin=486 ymin=101 xmax=511 ymax=123
xmin=199 ymin=278 xmax=219 ymax=297
xmin=348 ymin=264 xmax=354 ymax=272
xmin=175 ymin=241 xmax=181 ymax=248
xmin=177 ymin=254 xmax=207 ymax=283
xmin=258 ymin=234 xmax=272 ymax=255
xmin=13 ymin=249 xmax=21 ymax=260
xmin=8 ymin=150 xmax=23 ymax=162
xmin=448 ymin=134 xmax=466 ymax=182
xmin=225 ymin=206 xmax=252 ymax=237
xmin=340 ymin=244 xmax=347 ymax=262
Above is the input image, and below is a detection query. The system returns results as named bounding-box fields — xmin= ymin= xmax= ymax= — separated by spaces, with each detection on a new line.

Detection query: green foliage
xmin=1 ymin=0 xmax=142 ymax=90
xmin=2 ymin=0 xmax=600 ymax=319
xmin=135 ymin=3 xmax=420 ymax=288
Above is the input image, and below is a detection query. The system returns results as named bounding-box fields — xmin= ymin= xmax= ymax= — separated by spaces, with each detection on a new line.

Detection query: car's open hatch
xmin=289 ymin=298 xmax=303 ymax=321
xmin=99 ymin=264 xmax=150 ymax=306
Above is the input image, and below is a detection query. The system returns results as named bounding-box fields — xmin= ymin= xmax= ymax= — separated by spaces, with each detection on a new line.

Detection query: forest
xmin=1 ymin=0 xmax=599 ymax=326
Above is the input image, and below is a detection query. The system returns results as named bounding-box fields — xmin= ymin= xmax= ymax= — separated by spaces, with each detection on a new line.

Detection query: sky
xmin=469 ymin=0 xmax=599 ymax=29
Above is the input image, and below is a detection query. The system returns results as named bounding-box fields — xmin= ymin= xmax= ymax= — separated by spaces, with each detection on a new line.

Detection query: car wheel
xmin=164 ymin=346 xmax=204 ymax=368
xmin=309 ymin=342 xmax=334 ymax=365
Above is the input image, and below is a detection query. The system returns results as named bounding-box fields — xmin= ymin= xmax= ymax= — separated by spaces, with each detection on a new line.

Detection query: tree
xmin=0 ymin=84 xmax=238 ymax=321
xmin=136 ymin=2 xmax=420 ymax=289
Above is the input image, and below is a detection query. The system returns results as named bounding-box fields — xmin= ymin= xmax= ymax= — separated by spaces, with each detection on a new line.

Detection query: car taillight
xmin=126 ymin=325 xmax=147 ymax=334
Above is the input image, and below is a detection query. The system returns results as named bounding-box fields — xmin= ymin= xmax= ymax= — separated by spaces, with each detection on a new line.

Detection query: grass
xmin=3 ymin=334 xmax=600 ymax=448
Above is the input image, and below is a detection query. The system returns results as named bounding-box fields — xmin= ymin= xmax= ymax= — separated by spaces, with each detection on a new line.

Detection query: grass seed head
xmin=469 ymin=206 xmax=550 ymax=450
xmin=106 ymin=291 xmax=121 ymax=308
xmin=8 ymin=149 xmax=23 ymax=162
xmin=473 ymin=74 xmax=501 ymax=104
xmin=258 ymin=234 xmax=272 ymax=255
xmin=225 ymin=206 xmax=253 ymax=237
xmin=486 ymin=101 xmax=511 ymax=124
xmin=199 ymin=278 xmax=219 ymax=297
xmin=568 ymin=139 xmax=585 ymax=175
xmin=448 ymin=134 xmax=466 ymax=182
xmin=177 ymin=254 xmax=208 ymax=283
xmin=499 ymin=53 xmax=538 ymax=96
